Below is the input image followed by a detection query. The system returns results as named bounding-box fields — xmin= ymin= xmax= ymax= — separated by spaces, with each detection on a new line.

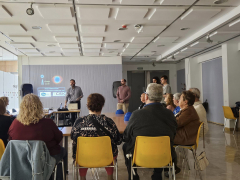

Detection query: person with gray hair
xmin=189 ymin=88 xmax=209 ymax=136
xmin=172 ymin=93 xmax=181 ymax=115
xmin=123 ymin=83 xmax=179 ymax=180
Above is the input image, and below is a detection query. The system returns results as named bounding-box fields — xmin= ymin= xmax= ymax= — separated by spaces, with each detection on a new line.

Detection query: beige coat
xmin=193 ymin=101 xmax=209 ymax=137
xmin=174 ymin=106 xmax=201 ymax=146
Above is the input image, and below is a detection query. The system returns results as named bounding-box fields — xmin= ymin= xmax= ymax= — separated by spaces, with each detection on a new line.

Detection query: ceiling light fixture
xmin=157 ymin=45 xmax=165 ymax=47
xmin=160 ymin=0 xmax=165 ymax=5
xmin=26 ymin=3 xmax=34 ymax=15
xmin=49 ymin=51 xmax=55 ymax=53
xmin=153 ymin=37 xmax=159 ymax=43
xmin=190 ymin=41 xmax=199 ymax=47
xmin=122 ymin=48 xmax=126 ymax=52
xmin=167 ymin=56 xmax=171 ymax=59
xmin=209 ymin=31 xmax=218 ymax=37
xmin=125 ymin=43 xmax=130 ymax=48
xmin=181 ymin=9 xmax=193 ymax=20
xmin=213 ymin=0 xmax=228 ymax=4
xmin=114 ymin=40 xmax=121 ymax=42
xmin=229 ymin=18 xmax=240 ymax=27
xmin=119 ymin=53 xmax=122 ymax=56
xmin=162 ymin=59 xmax=167 ymax=62
xmin=115 ymin=8 xmax=119 ymax=19
xmin=32 ymin=26 xmax=42 ymax=30
xmin=174 ymin=52 xmax=179 ymax=56
xmin=130 ymin=37 xmax=135 ymax=42
xmin=148 ymin=9 xmax=156 ymax=20
xmin=181 ymin=47 xmax=188 ymax=52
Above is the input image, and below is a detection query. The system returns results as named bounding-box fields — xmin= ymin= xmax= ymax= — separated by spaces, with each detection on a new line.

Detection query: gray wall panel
xmin=22 ymin=65 xmax=122 ymax=116
xmin=202 ymin=58 xmax=224 ymax=124
xmin=177 ymin=69 xmax=185 ymax=93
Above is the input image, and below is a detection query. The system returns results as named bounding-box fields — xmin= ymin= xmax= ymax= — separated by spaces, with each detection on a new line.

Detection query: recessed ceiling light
xmin=208 ymin=31 xmax=218 ymax=37
xmin=180 ymin=27 xmax=190 ymax=31
xmin=160 ymin=0 xmax=165 ymax=5
xmin=47 ymin=44 xmax=56 ymax=47
xmin=153 ymin=37 xmax=159 ymax=43
xmin=181 ymin=48 xmax=188 ymax=52
xmin=152 ymin=51 xmax=157 ymax=53
xmin=157 ymin=45 xmax=165 ymax=47
xmin=190 ymin=41 xmax=199 ymax=47
xmin=114 ymin=40 xmax=121 ymax=42
xmin=49 ymin=51 xmax=55 ymax=53
xmin=109 ymin=51 xmax=114 ymax=53
xmin=213 ymin=0 xmax=228 ymax=4
xmin=32 ymin=26 xmax=42 ymax=30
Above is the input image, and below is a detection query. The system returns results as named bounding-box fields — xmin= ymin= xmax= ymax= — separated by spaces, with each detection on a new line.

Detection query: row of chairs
xmin=0 ymin=123 xmax=204 ymax=180
xmin=73 ymin=122 xmax=204 ymax=180
xmin=222 ymin=106 xmax=238 ymax=135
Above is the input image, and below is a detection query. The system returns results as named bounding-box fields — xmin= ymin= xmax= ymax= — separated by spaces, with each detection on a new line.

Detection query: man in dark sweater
xmin=123 ymin=83 xmax=178 ymax=180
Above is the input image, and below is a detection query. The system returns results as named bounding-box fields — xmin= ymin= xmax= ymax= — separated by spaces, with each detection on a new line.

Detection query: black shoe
xmin=164 ymin=166 xmax=181 ymax=177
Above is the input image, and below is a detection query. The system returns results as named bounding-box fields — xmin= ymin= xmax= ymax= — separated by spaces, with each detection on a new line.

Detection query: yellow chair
xmin=73 ymin=136 xmax=117 ymax=180
xmin=0 ymin=139 xmax=5 ymax=160
xmin=127 ymin=136 xmax=175 ymax=180
xmin=222 ymin=106 xmax=238 ymax=134
xmin=174 ymin=122 xmax=204 ymax=180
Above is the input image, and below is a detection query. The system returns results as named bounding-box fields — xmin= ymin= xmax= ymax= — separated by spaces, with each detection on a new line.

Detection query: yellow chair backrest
xmin=133 ymin=136 xmax=172 ymax=168
xmin=194 ymin=122 xmax=204 ymax=150
xmin=0 ymin=139 xmax=5 ymax=160
xmin=76 ymin=136 xmax=114 ymax=168
xmin=222 ymin=106 xmax=236 ymax=120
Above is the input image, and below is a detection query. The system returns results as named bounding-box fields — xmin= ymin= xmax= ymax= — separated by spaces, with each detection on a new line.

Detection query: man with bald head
xmin=116 ymin=79 xmax=131 ymax=113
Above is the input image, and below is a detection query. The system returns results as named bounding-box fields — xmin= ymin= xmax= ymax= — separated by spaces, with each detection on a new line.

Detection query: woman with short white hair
xmin=189 ymin=88 xmax=209 ymax=136
xmin=173 ymin=93 xmax=181 ymax=115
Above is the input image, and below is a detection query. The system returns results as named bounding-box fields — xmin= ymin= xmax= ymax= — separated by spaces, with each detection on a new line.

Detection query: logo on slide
xmin=40 ymin=92 xmax=51 ymax=97
xmin=52 ymin=76 xmax=63 ymax=84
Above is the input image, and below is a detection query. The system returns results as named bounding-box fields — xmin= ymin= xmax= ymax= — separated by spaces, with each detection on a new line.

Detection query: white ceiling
xmin=0 ymin=0 xmax=239 ymax=62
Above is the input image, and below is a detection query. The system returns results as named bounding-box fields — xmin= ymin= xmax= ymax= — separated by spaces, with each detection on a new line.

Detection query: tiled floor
xmin=66 ymin=123 xmax=240 ymax=180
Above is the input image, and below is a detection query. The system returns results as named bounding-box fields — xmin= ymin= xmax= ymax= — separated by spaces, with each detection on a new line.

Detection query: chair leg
xmin=233 ymin=119 xmax=238 ymax=135
xmin=116 ymin=160 xmax=118 ymax=180
xmin=192 ymin=150 xmax=202 ymax=180
xmin=172 ymin=162 xmax=176 ymax=180
xmin=54 ymin=165 xmax=57 ymax=180
xmin=223 ymin=118 xmax=227 ymax=133
xmin=162 ymin=169 xmax=165 ymax=180
xmin=72 ymin=164 xmax=75 ymax=180
xmin=62 ymin=160 xmax=65 ymax=180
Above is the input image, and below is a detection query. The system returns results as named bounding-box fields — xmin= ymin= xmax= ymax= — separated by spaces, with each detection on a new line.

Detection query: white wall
xmin=176 ymin=61 xmax=185 ymax=71
xmin=122 ymin=63 xmax=177 ymax=93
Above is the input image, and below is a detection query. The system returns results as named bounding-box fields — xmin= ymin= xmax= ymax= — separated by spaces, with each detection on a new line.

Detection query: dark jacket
xmin=123 ymin=103 xmax=177 ymax=160
xmin=0 ymin=115 xmax=12 ymax=147
xmin=174 ymin=106 xmax=201 ymax=145
xmin=8 ymin=118 xmax=63 ymax=156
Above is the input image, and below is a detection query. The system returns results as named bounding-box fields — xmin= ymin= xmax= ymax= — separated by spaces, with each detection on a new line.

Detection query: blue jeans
xmin=51 ymin=147 xmax=67 ymax=180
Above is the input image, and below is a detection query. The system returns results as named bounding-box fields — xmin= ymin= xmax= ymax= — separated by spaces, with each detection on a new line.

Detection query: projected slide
xmin=37 ymin=74 xmax=66 ymax=98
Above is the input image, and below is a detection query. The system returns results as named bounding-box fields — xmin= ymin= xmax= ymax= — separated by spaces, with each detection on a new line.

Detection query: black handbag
xmin=202 ymin=99 xmax=208 ymax=113
xmin=90 ymin=116 xmax=113 ymax=139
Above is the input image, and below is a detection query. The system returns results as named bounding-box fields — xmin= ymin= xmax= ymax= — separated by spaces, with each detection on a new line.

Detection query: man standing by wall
xmin=161 ymin=75 xmax=171 ymax=103
xmin=117 ymin=79 xmax=131 ymax=113
xmin=65 ymin=79 xmax=83 ymax=109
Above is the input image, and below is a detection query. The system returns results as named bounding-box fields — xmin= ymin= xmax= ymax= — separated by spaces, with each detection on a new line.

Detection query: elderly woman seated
xmin=174 ymin=91 xmax=201 ymax=145
xmin=173 ymin=93 xmax=181 ymax=115
xmin=8 ymin=94 xmax=67 ymax=180
xmin=71 ymin=93 xmax=123 ymax=180
xmin=189 ymin=88 xmax=209 ymax=136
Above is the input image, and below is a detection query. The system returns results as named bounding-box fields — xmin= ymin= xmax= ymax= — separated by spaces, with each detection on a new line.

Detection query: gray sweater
xmin=123 ymin=103 xmax=177 ymax=160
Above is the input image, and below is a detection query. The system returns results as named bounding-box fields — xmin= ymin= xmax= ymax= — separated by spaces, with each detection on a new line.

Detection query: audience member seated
xmin=189 ymin=88 xmax=209 ymax=136
xmin=164 ymin=93 xmax=176 ymax=112
xmin=173 ymin=93 xmax=181 ymax=115
xmin=174 ymin=91 xmax=201 ymax=146
xmin=138 ymin=93 xmax=146 ymax=109
xmin=8 ymin=94 xmax=67 ymax=180
xmin=71 ymin=93 xmax=123 ymax=180
xmin=0 ymin=97 xmax=10 ymax=116
xmin=0 ymin=99 xmax=12 ymax=147
xmin=123 ymin=83 xmax=178 ymax=180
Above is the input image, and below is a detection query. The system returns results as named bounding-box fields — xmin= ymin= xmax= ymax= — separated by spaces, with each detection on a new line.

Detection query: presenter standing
xmin=116 ymin=79 xmax=131 ymax=113
xmin=65 ymin=79 xmax=83 ymax=109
